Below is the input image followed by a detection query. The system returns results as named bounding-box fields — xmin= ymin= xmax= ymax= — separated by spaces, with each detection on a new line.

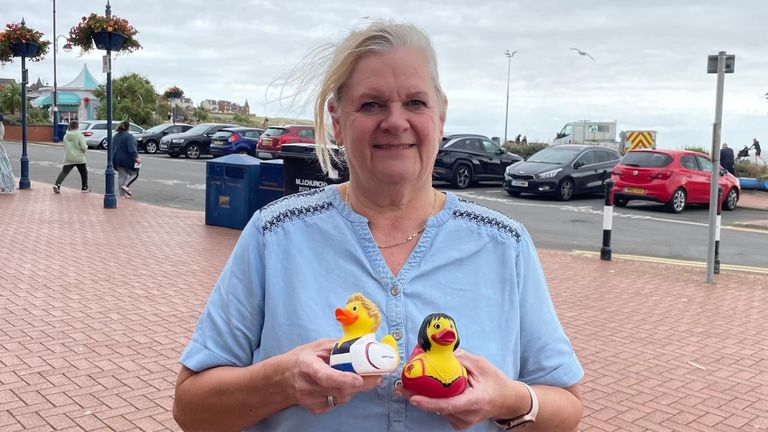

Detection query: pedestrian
xmin=52 ymin=120 xmax=90 ymax=193
xmin=174 ymin=21 xmax=583 ymax=432
xmin=751 ymin=138 xmax=763 ymax=164
xmin=0 ymin=112 xmax=16 ymax=193
xmin=262 ymin=116 xmax=269 ymax=128
xmin=111 ymin=120 xmax=141 ymax=197
xmin=720 ymin=142 xmax=735 ymax=175
xmin=522 ymin=135 xmax=528 ymax=145
xmin=515 ymin=133 xmax=521 ymax=145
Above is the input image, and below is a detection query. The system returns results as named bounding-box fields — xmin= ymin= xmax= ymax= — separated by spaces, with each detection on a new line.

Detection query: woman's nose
xmin=379 ymin=105 xmax=410 ymax=134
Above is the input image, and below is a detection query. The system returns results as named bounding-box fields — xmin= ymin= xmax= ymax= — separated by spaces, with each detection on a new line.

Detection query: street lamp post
xmin=503 ymin=49 xmax=517 ymax=146
xmin=103 ymin=0 xmax=117 ymax=209
xmin=52 ymin=0 xmax=72 ymax=142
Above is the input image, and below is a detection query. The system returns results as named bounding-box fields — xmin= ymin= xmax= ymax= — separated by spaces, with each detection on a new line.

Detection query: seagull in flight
xmin=570 ymin=48 xmax=595 ymax=60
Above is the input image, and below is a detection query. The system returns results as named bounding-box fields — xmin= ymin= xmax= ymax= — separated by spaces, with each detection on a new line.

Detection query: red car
xmin=611 ymin=149 xmax=740 ymax=213
xmin=256 ymin=125 xmax=315 ymax=159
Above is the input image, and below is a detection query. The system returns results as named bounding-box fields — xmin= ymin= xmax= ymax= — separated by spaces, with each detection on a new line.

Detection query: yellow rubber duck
xmin=330 ymin=293 xmax=400 ymax=375
xmin=402 ymin=313 xmax=467 ymax=398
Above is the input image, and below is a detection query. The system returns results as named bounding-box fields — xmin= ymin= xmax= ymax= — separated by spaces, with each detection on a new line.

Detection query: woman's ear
xmin=329 ymin=101 xmax=343 ymax=146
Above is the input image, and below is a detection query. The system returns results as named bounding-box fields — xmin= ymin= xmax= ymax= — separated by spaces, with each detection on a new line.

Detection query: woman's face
xmin=331 ymin=47 xmax=445 ymax=187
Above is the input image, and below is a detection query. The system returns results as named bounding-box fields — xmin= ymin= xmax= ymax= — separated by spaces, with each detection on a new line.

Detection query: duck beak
xmin=335 ymin=307 xmax=359 ymax=326
xmin=431 ymin=329 xmax=456 ymax=346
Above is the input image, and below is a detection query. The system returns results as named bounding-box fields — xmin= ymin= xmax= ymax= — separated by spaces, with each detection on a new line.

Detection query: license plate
xmin=511 ymin=180 xmax=528 ymax=187
xmin=213 ymin=140 xmax=226 ymax=145
xmin=624 ymin=187 xmax=646 ymax=194
xmin=160 ymin=143 xmax=167 ymax=149
xmin=262 ymin=138 xmax=272 ymax=146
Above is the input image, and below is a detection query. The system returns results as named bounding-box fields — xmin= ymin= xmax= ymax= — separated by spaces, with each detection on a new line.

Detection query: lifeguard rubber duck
xmin=330 ymin=293 xmax=400 ymax=375
xmin=402 ymin=313 xmax=467 ymax=398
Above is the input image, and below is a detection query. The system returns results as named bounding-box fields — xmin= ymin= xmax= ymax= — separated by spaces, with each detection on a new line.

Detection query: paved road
xmin=5 ymin=140 xmax=768 ymax=268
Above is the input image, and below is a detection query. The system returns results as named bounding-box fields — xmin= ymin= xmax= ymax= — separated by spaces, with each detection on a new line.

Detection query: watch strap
xmin=492 ymin=382 xmax=539 ymax=430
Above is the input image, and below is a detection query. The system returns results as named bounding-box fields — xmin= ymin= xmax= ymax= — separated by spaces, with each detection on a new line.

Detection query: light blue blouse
xmin=181 ymin=185 xmax=583 ymax=432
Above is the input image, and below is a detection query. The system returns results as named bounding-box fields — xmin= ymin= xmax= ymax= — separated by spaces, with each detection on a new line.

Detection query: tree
xmin=93 ymin=73 xmax=158 ymax=127
xmin=193 ymin=107 xmax=209 ymax=122
xmin=0 ymin=82 xmax=22 ymax=115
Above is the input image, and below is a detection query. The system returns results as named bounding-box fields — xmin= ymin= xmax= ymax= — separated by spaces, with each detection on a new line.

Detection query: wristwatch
xmin=492 ymin=382 xmax=539 ymax=430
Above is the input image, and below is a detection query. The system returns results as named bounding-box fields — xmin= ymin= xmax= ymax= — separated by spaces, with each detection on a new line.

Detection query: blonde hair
xmin=346 ymin=292 xmax=381 ymax=328
xmin=312 ymin=21 xmax=447 ymax=173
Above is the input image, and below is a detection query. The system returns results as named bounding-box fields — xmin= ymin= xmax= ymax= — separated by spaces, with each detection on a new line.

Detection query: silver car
xmin=79 ymin=120 xmax=145 ymax=149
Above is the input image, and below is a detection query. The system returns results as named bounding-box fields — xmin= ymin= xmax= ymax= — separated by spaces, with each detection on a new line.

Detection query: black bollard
xmin=600 ymin=179 xmax=614 ymax=261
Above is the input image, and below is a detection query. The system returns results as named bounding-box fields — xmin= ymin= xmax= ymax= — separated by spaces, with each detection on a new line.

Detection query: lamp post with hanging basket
xmin=68 ymin=1 xmax=141 ymax=208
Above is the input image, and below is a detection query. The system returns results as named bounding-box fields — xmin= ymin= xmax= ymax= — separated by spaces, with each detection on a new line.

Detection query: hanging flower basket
xmin=92 ymin=30 xmax=127 ymax=51
xmin=68 ymin=13 xmax=141 ymax=54
xmin=0 ymin=21 xmax=50 ymax=65
xmin=164 ymin=86 xmax=184 ymax=100
xmin=11 ymin=42 xmax=39 ymax=58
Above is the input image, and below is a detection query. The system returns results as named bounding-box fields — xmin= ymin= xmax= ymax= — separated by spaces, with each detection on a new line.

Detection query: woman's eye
xmin=360 ymin=101 xmax=381 ymax=111
xmin=406 ymin=99 xmax=427 ymax=109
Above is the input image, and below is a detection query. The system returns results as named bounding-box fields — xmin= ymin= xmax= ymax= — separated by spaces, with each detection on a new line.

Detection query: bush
xmin=503 ymin=142 xmax=548 ymax=159
xmin=684 ymin=146 xmax=708 ymax=154
xmin=735 ymin=160 xmax=768 ymax=179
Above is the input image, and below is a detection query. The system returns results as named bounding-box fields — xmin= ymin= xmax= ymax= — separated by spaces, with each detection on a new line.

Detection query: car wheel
xmin=238 ymin=149 xmax=250 ymax=155
xmin=186 ymin=144 xmax=201 ymax=159
xmin=557 ymin=178 xmax=574 ymax=201
xmin=614 ymin=196 xmax=628 ymax=207
xmin=506 ymin=190 xmax=521 ymax=197
xmin=723 ymin=187 xmax=738 ymax=211
xmin=451 ymin=164 xmax=472 ymax=189
xmin=99 ymin=138 xmax=108 ymax=150
xmin=665 ymin=188 xmax=686 ymax=213
xmin=145 ymin=140 xmax=158 ymax=154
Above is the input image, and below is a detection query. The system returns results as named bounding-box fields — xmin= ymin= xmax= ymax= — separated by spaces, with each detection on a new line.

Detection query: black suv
xmin=503 ymin=144 xmax=621 ymax=200
xmin=159 ymin=123 xmax=236 ymax=159
xmin=432 ymin=134 xmax=523 ymax=189
xmin=135 ymin=123 xmax=193 ymax=154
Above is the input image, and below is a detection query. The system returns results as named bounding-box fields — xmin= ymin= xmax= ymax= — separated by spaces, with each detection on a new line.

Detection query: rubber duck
xmin=329 ymin=293 xmax=400 ymax=375
xmin=402 ymin=313 xmax=467 ymax=398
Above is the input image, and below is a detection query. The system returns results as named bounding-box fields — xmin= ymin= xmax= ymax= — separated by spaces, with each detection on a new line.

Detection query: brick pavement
xmin=1 ymin=184 xmax=767 ymax=431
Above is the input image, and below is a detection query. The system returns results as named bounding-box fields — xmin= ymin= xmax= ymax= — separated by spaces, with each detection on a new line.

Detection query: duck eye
xmin=351 ymin=306 xmax=358 ymax=311
xmin=433 ymin=322 xmax=441 ymax=330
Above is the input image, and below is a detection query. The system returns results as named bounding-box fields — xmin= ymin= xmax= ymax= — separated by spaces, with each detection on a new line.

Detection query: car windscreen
xmin=620 ymin=152 xmax=673 ymax=168
xmin=144 ymin=124 xmax=169 ymax=134
xmin=527 ymin=146 xmax=582 ymax=164
xmin=212 ymin=131 xmax=235 ymax=139
xmin=263 ymin=127 xmax=287 ymax=137
xmin=185 ymin=124 xmax=212 ymax=135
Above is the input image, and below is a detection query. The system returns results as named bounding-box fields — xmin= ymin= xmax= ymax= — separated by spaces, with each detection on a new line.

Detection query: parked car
xmin=79 ymin=120 xmax=144 ymax=149
xmin=209 ymin=127 xmax=265 ymax=157
xmin=256 ymin=125 xmax=315 ymax=159
xmin=159 ymin=123 xmax=236 ymax=159
xmin=611 ymin=149 xmax=740 ymax=213
xmin=432 ymin=134 xmax=523 ymax=189
xmin=135 ymin=123 xmax=193 ymax=154
xmin=503 ymin=144 xmax=621 ymax=200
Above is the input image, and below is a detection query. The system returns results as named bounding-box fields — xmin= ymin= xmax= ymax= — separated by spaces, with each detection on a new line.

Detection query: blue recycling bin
xmin=258 ymin=159 xmax=285 ymax=205
xmin=55 ymin=123 xmax=68 ymax=141
xmin=205 ymin=154 xmax=268 ymax=230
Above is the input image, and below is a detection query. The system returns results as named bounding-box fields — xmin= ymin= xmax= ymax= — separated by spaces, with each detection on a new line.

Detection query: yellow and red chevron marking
xmin=626 ymin=131 xmax=655 ymax=151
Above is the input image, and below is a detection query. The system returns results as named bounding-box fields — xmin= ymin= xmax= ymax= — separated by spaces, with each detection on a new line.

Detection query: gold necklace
xmin=345 ymin=185 xmax=438 ymax=249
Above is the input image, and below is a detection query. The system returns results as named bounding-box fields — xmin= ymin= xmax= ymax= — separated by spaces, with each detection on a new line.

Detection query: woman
xmin=175 ymin=22 xmax=583 ymax=432
xmin=0 ymin=112 xmax=16 ymax=193
xmin=52 ymin=120 xmax=90 ymax=193
xmin=111 ymin=121 xmax=141 ymax=197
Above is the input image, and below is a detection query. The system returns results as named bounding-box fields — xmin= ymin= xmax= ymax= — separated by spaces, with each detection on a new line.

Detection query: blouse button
xmin=392 ymin=330 xmax=403 ymax=340
xmin=390 ymin=286 xmax=400 ymax=296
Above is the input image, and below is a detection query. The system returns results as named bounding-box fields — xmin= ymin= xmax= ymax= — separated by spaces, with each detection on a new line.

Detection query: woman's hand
xmin=284 ymin=339 xmax=382 ymax=414
xmin=400 ymin=349 xmax=524 ymax=430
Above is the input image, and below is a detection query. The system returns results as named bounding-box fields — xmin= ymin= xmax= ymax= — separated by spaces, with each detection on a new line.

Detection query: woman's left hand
xmin=400 ymin=349 xmax=522 ymax=430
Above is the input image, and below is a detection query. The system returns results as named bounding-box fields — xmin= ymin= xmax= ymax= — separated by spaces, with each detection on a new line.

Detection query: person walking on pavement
xmin=112 ymin=120 xmax=141 ymax=198
xmin=53 ymin=120 xmax=91 ymax=193
xmin=720 ymin=142 xmax=735 ymax=175
xmin=0 ymin=112 xmax=16 ymax=193
xmin=751 ymin=138 xmax=763 ymax=164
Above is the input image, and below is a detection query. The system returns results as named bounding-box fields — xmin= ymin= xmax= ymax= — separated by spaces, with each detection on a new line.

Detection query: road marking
xmin=571 ymin=250 xmax=768 ymax=275
xmin=457 ymin=191 xmax=767 ymax=234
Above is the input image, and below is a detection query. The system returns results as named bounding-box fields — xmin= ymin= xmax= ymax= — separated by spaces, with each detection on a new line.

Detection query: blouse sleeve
xmin=180 ymin=215 xmax=266 ymax=371
xmin=515 ymin=226 xmax=583 ymax=387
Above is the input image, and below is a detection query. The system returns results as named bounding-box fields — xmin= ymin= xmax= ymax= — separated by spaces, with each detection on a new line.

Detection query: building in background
xmin=31 ymin=64 xmax=101 ymax=122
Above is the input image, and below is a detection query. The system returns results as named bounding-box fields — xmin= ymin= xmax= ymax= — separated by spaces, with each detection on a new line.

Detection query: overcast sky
xmin=2 ymin=0 xmax=766 ymax=149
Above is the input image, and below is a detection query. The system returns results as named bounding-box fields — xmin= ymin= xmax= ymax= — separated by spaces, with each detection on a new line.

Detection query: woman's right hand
xmin=284 ymin=338 xmax=382 ymax=414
